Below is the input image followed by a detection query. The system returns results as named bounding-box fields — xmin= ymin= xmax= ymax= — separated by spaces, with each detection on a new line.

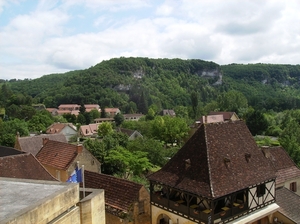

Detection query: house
xmin=102 ymin=108 xmax=120 ymax=117
xmin=14 ymin=133 xmax=68 ymax=156
xmin=79 ymin=123 xmax=99 ymax=137
xmin=147 ymin=120 xmax=278 ymax=224
xmin=83 ymin=170 xmax=150 ymax=224
xmin=85 ymin=104 xmax=100 ymax=112
xmin=46 ymin=107 xmax=58 ymax=116
xmin=46 ymin=123 xmax=77 ymax=141
xmin=0 ymin=152 xmax=57 ymax=181
xmin=123 ymin=113 xmax=144 ymax=121
xmin=196 ymin=114 xmax=224 ymax=126
xmin=261 ymin=146 xmax=300 ymax=195
xmin=160 ymin=109 xmax=176 ymax=117
xmin=116 ymin=127 xmax=143 ymax=140
xmin=0 ymin=177 xmax=105 ymax=224
xmin=94 ymin=118 xmax=115 ymax=124
xmin=35 ymin=139 xmax=101 ymax=182
xmin=274 ymin=187 xmax=300 ymax=223
xmin=208 ymin=111 xmax=239 ymax=121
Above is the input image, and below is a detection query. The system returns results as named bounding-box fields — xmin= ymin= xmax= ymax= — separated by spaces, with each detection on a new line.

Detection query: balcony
xmin=151 ymin=192 xmax=248 ymax=223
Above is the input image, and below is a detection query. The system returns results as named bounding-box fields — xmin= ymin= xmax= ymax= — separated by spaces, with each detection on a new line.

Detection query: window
xmin=290 ymin=182 xmax=297 ymax=192
xmin=257 ymin=183 xmax=266 ymax=197
xmin=138 ymin=201 xmax=144 ymax=214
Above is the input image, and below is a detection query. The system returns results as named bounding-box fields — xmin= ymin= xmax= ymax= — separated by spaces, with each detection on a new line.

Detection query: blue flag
xmin=66 ymin=167 xmax=82 ymax=183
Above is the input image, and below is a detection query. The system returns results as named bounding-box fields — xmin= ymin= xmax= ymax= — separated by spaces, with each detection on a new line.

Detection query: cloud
xmin=1 ymin=0 xmax=300 ymax=80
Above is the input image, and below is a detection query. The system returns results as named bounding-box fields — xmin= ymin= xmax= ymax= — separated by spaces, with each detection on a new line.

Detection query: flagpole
xmin=82 ymin=165 xmax=85 ymax=197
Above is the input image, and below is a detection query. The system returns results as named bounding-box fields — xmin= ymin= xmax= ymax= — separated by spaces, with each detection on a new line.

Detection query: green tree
xmin=27 ymin=112 xmax=54 ymax=133
xmin=98 ymin=122 xmax=114 ymax=137
xmin=217 ymin=90 xmax=248 ymax=112
xmin=90 ymin=109 xmax=100 ymax=120
xmin=114 ymin=113 xmax=124 ymax=126
xmin=190 ymin=91 xmax=199 ymax=118
xmin=0 ymin=119 xmax=29 ymax=147
xmin=245 ymin=110 xmax=269 ymax=136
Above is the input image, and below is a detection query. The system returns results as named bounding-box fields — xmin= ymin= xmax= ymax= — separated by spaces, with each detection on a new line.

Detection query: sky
xmin=1 ymin=0 xmax=300 ymax=80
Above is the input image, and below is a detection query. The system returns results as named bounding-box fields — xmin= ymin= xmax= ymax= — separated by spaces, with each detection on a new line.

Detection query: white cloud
xmin=1 ymin=0 xmax=300 ymax=80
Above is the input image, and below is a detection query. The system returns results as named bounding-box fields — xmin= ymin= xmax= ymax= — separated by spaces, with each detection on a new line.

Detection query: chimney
xmin=77 ymin=144 xmax=83 ymax=153
xmin=42 ymin=138 xmax=49 ymax=146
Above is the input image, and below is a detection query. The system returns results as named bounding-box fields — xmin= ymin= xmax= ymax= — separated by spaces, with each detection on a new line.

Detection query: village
xmin=0 ymin=104 xmax=300 ymax=224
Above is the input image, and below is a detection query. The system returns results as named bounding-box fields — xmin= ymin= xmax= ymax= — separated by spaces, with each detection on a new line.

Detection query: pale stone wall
xmin=6 ymin=183 xmax=79 ymax=224
xmin=106 ymin=212 xmax=123 ymax=224
xmin=52 ymin=207 xmax=81 ymax=224
xmin=283 ymin=178 xmax=300 ymax=196
xmin=151 ymin=205 xmax=197 ymax=224
xmin=42 ymin=164 xmax=68 ymax=182
xmin=80 ymin=188 xmax=105 ymax=224
xmin=71 ymin=148 xmax=101 ymax=174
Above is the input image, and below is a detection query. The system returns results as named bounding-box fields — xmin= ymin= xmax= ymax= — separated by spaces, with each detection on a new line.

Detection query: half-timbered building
xmin=147 ymin=120 xmax=279 ymax=224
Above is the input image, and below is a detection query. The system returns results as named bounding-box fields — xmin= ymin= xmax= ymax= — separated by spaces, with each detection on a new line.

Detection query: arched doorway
xmin=157 ymin=213 xmax=172 ymax=224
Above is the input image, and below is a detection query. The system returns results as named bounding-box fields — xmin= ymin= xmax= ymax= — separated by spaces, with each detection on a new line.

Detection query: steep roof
xmin=15 ymin=133 xmax=67 ymax=156
xmin=276 ymin=187 xmax=300 ymax=223
xmin=261 ymin=146 xmax=300 ymax=185
xmin=0 ymin=146 xmax=24 ymax=157
xmin=147 ymin=120 xmax=275 ymax=199
xmin=208 ymin=111 xmax=238 ymax=120
xmin=83 ymin=170 xmax=143 ymax=213
xmin=35 ymin=140 xmax=79 ymax=170
xmin=46 ymin=123 xmax=76 ymax=134
xmin=0 ymin=153 xmax=57 ymax=181
xmin=79 ymin=124 xmax=98 ymax=137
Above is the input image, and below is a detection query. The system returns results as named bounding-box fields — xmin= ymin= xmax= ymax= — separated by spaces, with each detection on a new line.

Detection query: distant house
xmin=116 ymin=128 xmax=143 ymax=140
xmin=261 ymin=146 xmax=300 ymax=195
xmin=94 ymin=118 xmax=115 ymax=124
xmin=102 ymin=108 xmax=120 ymax=117
xmin=196 ymin=114 xmax=224 ymax=126
xmin=79 ymin=123 xmax=99 ymax=137
xmin=85 ymin=104 xmax=100 ymax=112
xmin=160 ymin=109 xmax=176 ymax=117
xmin=83 ymin=170 xmax=150 ymax=224
xmin=0 ymin=152 xmax=57 ymax=181
xmin=35 ymin=139 xmax=101 ymax=181
xmin=208 ymin=111 xmax=239 ymax=121
xmin=46 ymin=108 xmax=58 ymax=116
xmin=46 ymin=123 xmax=77 ymax=141
xmin=123 ymin=113 xmax=144 ymax=121
xmin=14 ymin=133 xmax=67 ymax=156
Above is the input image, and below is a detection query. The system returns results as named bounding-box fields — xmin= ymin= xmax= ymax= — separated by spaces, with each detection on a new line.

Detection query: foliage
xmin=97 ymin=122 xmax=114 ymax=137
xmin=114 ymin=113 xmax=124 ymax=126
xmin=244 ymin=110 xmax=269 ymax=136
xmin=0 ymin=119 xmax=29 ymax=147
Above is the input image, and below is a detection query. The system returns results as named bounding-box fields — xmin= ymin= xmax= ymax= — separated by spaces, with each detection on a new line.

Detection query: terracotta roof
xmin=208 ymin=111 xmax=238 ymax=120
xmin=0 ymin=146 xmax=24 ymax=157
xmin=79 ymin=124 xmax=98 ymax=136
xmin=35 ymin=140 xmax=79 ymax=170
xmin=276 ymin=187 xmax=300 ymax=223
xmin=261 ymin=146 xmax=300 ymax=185
xmin=147 ymin=120 xmax=276 ymax=199
xmin=46 ymin=123 xmax=76 ymax=134
xmin=15 ymin=133 xmax=67 ymax=156
xmin=0 ymin=153 xmax=58 ymax=181
xmin=83 ymin=170 xmax=143 ymax=213
xmin=58 ymin=104 xmax=80 ymax=109
xmin=103 ymin=108 xmax=119 ymax=113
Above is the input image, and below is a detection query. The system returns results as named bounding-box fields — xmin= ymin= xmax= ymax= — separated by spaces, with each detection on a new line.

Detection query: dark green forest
xmin=1 ymin=57 xmax=300 ymax=169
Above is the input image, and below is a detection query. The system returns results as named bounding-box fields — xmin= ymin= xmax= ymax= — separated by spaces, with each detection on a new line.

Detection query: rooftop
xmin=147 ymin=120 xmax=276 ymax=199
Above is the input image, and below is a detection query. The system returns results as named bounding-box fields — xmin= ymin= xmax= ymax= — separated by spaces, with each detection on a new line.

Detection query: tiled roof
xmin=79 ymin=124 xmax=98 ymax=136
xmin=35 ymin=140 xmax=78 ymax=170
xmin=276 ymin=187 xmax=300 ymax=223
xmin=0 ymin=153 xmax=58 ymax=181
xmin=262 ymin=146 xmax=300 ymax=185
xmin=208 ymin=111 xmax=237 ymax=120
xmin=0 ymin=146 xmax=24 ymax=157
xmin=83 ymin=170 xmax=143 ymax=213
xmin=46 ymin=123 xmax=76 ymax=134
xmin=103 ymin=108 xmax=119 ymax=113
xmin=147 ymin=120 xmax=276 ymax=199
xmin=116 ymin=128 xmax=135 ymax=137
xmin=15 ymin=134 xmax=67 ymax=156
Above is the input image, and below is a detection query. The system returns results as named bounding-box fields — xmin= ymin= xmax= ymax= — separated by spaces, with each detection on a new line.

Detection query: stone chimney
xmin=77 ymin=144 xmax=83 ymax=153
xmin=42 ymin=138 xmax=49 ymax=146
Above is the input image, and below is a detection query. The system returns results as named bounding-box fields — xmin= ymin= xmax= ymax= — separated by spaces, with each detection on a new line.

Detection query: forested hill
xmin=3 ymin=57 xmax=300 ymax=114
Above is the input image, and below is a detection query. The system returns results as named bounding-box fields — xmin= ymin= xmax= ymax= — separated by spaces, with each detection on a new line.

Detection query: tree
xmin=114 ymin=113 xmax=124 ymax=126
xmin=90 ymin=109 xmax=100 ymax=120
xmin=245 ymin=110 xmax=269 ymax=136
xmin=217 ymin=90 xmax=248 ymax=112
xmin=98 ymin=122 xmax=113 ymax=137
xmin=190 ymin=91 xmax=199 ymax=118
xmin=27 ymin=112 xmax=54 ymax=133
xmin=76 ymin=114 xmax=86 ymax=125
xmin=0 ymin=119 xmax=29 ymax=147
xmin=101 ymin=106 xmax=106 ymax=118
xmin=145 ymin=108 xmax=155 ymax=120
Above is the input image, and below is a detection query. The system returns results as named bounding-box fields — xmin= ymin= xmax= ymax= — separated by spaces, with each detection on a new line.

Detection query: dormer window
xmin=245 ymin=153 xmax=251 ymax=162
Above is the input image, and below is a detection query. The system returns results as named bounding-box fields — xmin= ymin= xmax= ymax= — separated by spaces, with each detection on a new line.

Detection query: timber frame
xmin=150 ymin=178 xmax=276 ymax=224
